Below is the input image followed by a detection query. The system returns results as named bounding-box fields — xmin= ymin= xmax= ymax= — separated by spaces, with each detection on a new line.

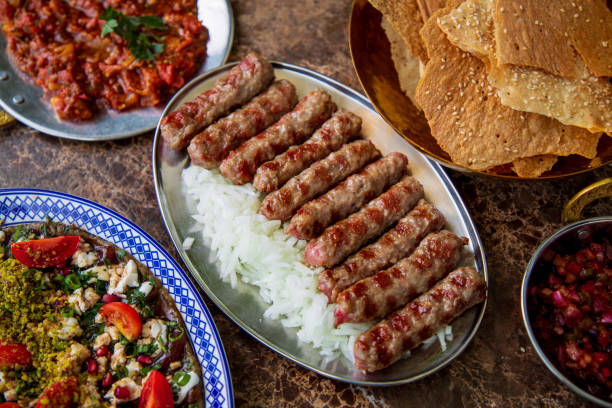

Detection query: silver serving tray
xmin=0 ymin=0 xmax=233 ymax=141
xmin=152 ymin=61 xmax=489 ymax=385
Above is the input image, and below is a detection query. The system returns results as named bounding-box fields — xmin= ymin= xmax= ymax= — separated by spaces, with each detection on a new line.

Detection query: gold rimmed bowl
xmin=348 ymin=0 xmax=612 ymax=179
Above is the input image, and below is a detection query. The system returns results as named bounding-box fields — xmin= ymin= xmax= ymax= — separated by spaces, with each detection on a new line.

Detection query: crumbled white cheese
xmin=110 ymin=343 xmax=127 ymax=370
xmin=142 ymin=319 xmax=167 ymax=341
xmin=142 ymin=319 xmax=168 ymax=354
xmin=72 ymin=247 xmax=98 ymax=268
xmin=105 ymin=325 xmax=120 ymax=342
xmin=55 ymin=317 xmax=83 ymax=340
xmin=126 ymin=360 xmax=142 ymax=378
xmin=105 ymin=377 xmax=142 ymax=404
xmin=138 ymin=280 xmax=154 ymax=296
xmin=60 ymin=343 xmax=90 ymax=374
xmin=84 ymin=265 xmax=110 ymax=282
xmin=68 ymin=287 xmax=100 ymax=315
xmin=93 ymin=332 xmax=111 ymax=350
xmin=94 ymin=313 xmax=104 ymax=324
xmin=108 ymin=260 xmax=140 ymax=295
xmin=96 ymin=356 xmax=108 ymax=371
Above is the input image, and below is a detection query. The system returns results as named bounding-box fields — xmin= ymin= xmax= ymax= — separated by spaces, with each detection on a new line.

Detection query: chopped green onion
xmin=169 ymin=324 xmax=184 ymax=342
xmin=115 ymin=366 xmax=128 ymax=379
xmin=173 ymin=372 xmax=191 ymax=386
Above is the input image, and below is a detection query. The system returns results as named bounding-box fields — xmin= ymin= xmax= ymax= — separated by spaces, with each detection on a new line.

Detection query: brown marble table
xmin=1 ymin=1 xmax=611 ymax=406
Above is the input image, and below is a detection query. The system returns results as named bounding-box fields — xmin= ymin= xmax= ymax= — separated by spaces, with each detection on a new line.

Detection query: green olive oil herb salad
xmin=0 ymin=221 xmax=203 ymax=408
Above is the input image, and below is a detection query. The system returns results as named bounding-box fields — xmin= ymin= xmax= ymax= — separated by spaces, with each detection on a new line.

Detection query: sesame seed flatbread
xmin=415 ymin=7 xmax=600 ymax=171
xmin=416 ymin=0 xmax=448 ymax=20
xmin=381 ymin=18 xmax=422 ymax=109
xmin=495 ymin=0 xmax=612 ymax=78
xmin=368 ymin=0 xmax=429 ymax=63
xmin=439 ymin=0 xmax=612 ymax=134
xmin=512 ymin=155 xmax=558 ymax=178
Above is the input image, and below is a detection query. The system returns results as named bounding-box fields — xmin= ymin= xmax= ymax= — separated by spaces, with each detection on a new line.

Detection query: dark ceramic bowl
xmin=521 ymin=181 xmax=612 ymax=407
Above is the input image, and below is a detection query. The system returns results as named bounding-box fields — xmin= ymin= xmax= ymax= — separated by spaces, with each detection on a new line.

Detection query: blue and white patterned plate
xmin=0 ymin=188 xmax=234 ymax=408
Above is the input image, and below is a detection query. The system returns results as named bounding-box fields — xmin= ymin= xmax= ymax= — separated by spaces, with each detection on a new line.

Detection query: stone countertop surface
xmin=0 ymin=0 xmax=611 ymax=407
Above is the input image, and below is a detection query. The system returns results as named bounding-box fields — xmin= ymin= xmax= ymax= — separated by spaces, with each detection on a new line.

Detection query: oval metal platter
xmin=0 ymin=0 xmax=234 ymax=141
xmin=0 ymin=188 xmax=234 ymax=407
xmin=152 ymin=61 xmax=489 ymax=386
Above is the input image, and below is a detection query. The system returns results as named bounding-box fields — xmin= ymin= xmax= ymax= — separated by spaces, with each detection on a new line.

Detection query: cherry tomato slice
xmin=11 ymin=236 xmax=81 ymax=268
xmin=35 ymin=378 xmax=78 ymax=408
xmin=139 ymin=370 xmax=175 ymax=408
xmin=0 ymin=402 xmax=22 ymax=407
xmin=99 ymin=302 xmax=142 ymax=341
xmin=0 ymin=343 xmax=32 ymax=369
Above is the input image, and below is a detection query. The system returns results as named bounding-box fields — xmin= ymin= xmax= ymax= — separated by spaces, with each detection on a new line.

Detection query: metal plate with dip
xmin=0 ymin=0 xmax=234 ymax=141
xmin=152 ymin=61 xmax=489 ymax=385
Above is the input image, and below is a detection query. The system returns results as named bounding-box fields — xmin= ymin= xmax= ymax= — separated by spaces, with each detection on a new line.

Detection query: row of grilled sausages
xmin=160 ymin=52 xmax=486 ymax=373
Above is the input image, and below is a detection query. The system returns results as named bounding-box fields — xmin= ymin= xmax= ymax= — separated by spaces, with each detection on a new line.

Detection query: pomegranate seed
xmin=102 ymin=294 xmax=121 ymax=303
xmin=96 ymin=345 xmax=109 ymax=357
xmin=137 ymin=355 xmax=153 ymax=365
xmin=86 ymin=358 xmax=97 ymax=374
xmin=102 ymin=372 xmax=113 ymax=387
xmin=114 ymin=385 xmax=130 ymax=399
xmin=593 ymin=352 xmax=607 ymax=365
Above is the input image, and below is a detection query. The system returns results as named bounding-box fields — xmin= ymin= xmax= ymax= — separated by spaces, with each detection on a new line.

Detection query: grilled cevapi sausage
xmin=353 ymin=266 xmax=487 ymax=373
xmin=161 ymin=52 xmax=274 ymax=150
xmin=318 ymin=199 xmax=445 ymax=302
xmin=253 ymin=109 xmax=362 ymax=193
xmin=334 ymin=230 xmax=468 ymax=326
xmin=260 ymin=140 xmax=381 ymax=221
xmin=188 ymin=80 xmax=298 ymax=168
xmin=219 ymin=89 xmax=337 ymax=185
xmin=286 ymin=152 xmax=409 ymax=240
xmin=304 ymin=175 xmax=424 ymax=268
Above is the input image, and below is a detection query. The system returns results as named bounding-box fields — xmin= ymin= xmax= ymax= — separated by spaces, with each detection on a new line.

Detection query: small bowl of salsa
xmin=522 ymin=216 xmax=612 ymax=406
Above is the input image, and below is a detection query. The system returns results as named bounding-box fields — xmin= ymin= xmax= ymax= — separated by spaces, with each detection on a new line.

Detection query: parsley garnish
xmin=135 ymin=343 xmax=158 ymax=356
xmin=126 ymin=289 xmax=153 ymax=318
xmin=100 ymin=6 xmax=167 ymax=61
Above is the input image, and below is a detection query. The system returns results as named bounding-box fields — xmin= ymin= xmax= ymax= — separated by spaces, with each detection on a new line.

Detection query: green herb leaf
xmin=140 ymin=363 xmax=161 ymax=377
xmin=100 ymin=6 xmax=166 ymax=61
xmin=64 ymin=273 xmax=82 ymax=291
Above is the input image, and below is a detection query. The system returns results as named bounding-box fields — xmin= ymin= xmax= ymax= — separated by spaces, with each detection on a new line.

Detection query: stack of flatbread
xmin=369 ymin=0 xmax=612 ymax=177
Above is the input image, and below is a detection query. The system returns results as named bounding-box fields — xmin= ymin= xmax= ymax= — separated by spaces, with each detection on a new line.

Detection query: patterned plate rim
xmin=0 ymin=188 xmax=234 ymax=408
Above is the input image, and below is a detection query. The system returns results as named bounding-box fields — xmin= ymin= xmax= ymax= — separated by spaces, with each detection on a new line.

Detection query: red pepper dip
xmin=0 ymin=0 xmax=208 ymax=120
xmin=528 ymin=232 xmax=612 ymax=402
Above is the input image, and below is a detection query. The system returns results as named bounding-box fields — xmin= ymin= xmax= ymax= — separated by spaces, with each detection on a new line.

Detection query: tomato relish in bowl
xmin=0 ymin=0 xmax=208 ymax=120
xmin=526 ymin=223 xmax=612 ymax=403
xmin=0 ymin=222 xmax=204 ymax=407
